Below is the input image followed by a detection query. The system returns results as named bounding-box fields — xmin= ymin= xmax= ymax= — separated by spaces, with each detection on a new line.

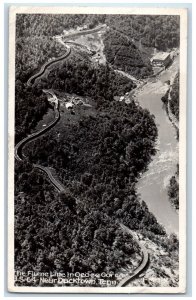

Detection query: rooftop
xmin=152 ymin=52 xmax=170 ymax=61
xmin=66 ymin=102 xmax=74 ymax=109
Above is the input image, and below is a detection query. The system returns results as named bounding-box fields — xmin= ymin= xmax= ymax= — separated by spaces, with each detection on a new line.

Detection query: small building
xmin=151 ymin=52 xmax=171 ymax=67
xmin=65 ymin=102 xmax=74 ymax=109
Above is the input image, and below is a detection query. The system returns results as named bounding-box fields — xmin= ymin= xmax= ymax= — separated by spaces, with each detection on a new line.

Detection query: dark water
xmin=135 ymin=57 xmax=179 ymax=235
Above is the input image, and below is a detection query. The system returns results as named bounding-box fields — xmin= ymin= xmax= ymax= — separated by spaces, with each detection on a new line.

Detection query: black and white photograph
xmin=8 ymin=6 xmax=187 ymax=293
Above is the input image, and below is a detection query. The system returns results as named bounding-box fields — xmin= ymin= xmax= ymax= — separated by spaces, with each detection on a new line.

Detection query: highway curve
xmin=15 ymin=109 xmax=60 ymax=162
xmin=118 ymin=224 xmax=149 ymax=287
xmin=27 ymin=46 xmax=71 ymax=86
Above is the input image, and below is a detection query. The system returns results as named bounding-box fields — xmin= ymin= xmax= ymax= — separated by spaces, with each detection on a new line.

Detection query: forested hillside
xmin=15 ymin=14 xmax=135 ymax=144
xmin=103 ymin=29 xmax=153 ymax=78
xmin=103 ymin=15 xmax=179 ymax=77
xmin=33 ymin=53 xmax=136 ymax=99
xmin=15 ymin=165 xmax=141 ymax=285
xmin=16 ymin=13 xmax=180 ymax=82
xmin=17 ymin=14 xmax=180 ymax=52
xmin=25 ymin=101 xmax=162 ymax=234
xmin=105 ymin=15 xmax=180 ymax=51
xmin=15 ymin=85 xmax=164 ymax=285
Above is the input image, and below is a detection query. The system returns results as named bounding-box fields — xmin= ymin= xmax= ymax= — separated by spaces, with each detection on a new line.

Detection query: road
xmin=14 ymin=107 xmax=65 ymax=192
xmin=60 ymin=24 xmax=106 ymax=40
xmin=15 ymin=109 xmax=60 ymax=161
xmin=33 ymin=164 xmax=65 ymax=192
xmin=27 ymin=46 xmax=71 ymax=86
xmin=118 ymin=224 xmax=149 ymax=287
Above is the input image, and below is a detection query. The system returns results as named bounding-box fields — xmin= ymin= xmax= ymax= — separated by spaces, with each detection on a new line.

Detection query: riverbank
xmin=160 ymin=72 xmax=179 ymax=212
xmin=132 ymin=56 xmax=179 ymax=235
xmin=165 ymin=73 xmax=179 ymax=139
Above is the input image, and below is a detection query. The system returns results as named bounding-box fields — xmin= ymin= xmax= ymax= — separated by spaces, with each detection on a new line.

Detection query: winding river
xmin=134 ymin=56 xmax=179 ymax=235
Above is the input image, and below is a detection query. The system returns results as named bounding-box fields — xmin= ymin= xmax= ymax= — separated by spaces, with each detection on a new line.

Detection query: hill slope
xmin=103 ymin=29 xmax=153 ymax=79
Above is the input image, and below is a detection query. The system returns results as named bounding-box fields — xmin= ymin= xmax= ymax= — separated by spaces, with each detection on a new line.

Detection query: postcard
xmin=8 ymin=6 xmax=187 ymax=293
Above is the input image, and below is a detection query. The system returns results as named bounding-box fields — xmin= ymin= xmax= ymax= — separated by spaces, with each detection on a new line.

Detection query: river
xmin=134 ymin=57 xmax=179 ymax=235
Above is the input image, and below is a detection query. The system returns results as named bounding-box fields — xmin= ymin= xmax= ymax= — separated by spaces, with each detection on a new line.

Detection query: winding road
xmin=15 ymin=109 xmax=60 ymax=162
xmin=15 ymin=42 xmax=70 ymax=191
xmin=14 ymin=107 xmax=65 ymax=192
xmin=27 ymin=46 xmax=71 ymax=86
xmin=15 ymin=26 xmax=149 ymax=287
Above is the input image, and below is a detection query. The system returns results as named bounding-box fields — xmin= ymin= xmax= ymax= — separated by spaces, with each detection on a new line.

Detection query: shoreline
xmin=131 ymin=56 xmax=179 ymax=235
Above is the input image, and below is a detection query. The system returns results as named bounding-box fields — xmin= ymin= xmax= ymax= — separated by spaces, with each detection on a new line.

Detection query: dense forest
xmin=15 ymin=85 xmax=49 ymax=143
xmin=24 ymin=97 xmax=161 ymax=236
xmin=105 ymin=15 xmax=180 ymax=51
xmin=103 ymin=29 xmax=153 ymax=78
xmin=15 ymin=163 xmax=141 ymax=286
xmin=33 ymin=52 xmax=136 ymax=99
xmin=14 ymin=14 xmax=179 ymax=286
